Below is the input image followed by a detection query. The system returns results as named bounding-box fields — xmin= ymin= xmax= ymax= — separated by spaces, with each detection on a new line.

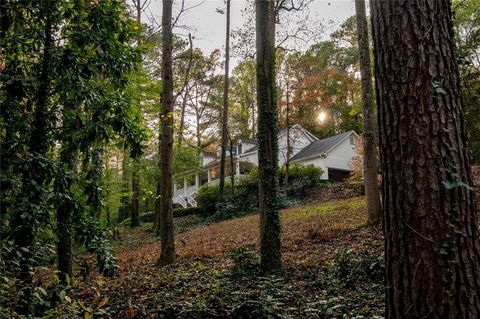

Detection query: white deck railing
xmin=172 ymin=175 xmax=246 ymax=208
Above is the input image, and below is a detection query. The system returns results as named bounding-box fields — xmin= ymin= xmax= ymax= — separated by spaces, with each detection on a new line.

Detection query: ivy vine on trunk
xmin=256 ymin=0 xmax=282 ymax=273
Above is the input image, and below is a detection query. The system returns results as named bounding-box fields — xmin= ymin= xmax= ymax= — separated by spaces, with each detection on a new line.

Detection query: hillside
xmin=65 ymin=198 xmax=383 ymax=318
xmin=57 ymin=166 xmax=480 ymax=318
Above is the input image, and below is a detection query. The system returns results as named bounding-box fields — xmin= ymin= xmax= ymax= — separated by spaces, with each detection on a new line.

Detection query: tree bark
xmin=10 ymin=2 xmax=55 ymax=313
xmin=118 ymin=148 xmax=130 ymax=223
xmin=219 ymin=0 xmax=231 ymax=198
xmin=155 ymin=0 xmax=176 ymax=266
xmin=284 ymin=79 xmax=291 ymax=194
xmin=130 ymin=170 xmax=140 ymax=227
xmin=89 ymin=146 xmax=104 ymax=219
xmin=56 ymin=101 xmax=76 ymax=286
xmin=130 ymin=0 xmax=142 ymax=229
xmin=256 ymin=0 xmax=282 ymax=273
xmin=354 ymin=0 xmax=382 ymax=226
xmin=229 ymin=136 xmax=235 ymax=190
xmin=176 ymin=33 xmax=194 ymax=147
xmin=370 ymin=1 xmax=480 ymax=317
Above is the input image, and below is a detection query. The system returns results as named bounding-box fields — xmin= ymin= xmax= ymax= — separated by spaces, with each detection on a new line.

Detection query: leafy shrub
xmin=331 ymin=246 xmax=384 ymax=289
xmin=174 ymin=206 xmax=205 ymax=217
xmin=0 ymin=238 xmax=63 ymax=318
xmin=232 ymin=276 xmax=288 ymax=319
xmin=310 ymin=242 xmax=384 ymax=318
xmin=140 ymin=211 xmax=154 ymax=222
xmin=229 ymin=247 xmax=259 ymax=278
xmin=119 ymin=207 xmax=204 ymax=227
xmin=196 ymin=184 xmax=221 ymax=214
xmin=75 ymin=219 xmax=117 ymax=277
xmin=196 ymin=170 xmax=292 ymax=218
xmin=279 ymin=164 xmax=323 ymax=196
xmin=196 ymin=172 xmax=259 ymax=217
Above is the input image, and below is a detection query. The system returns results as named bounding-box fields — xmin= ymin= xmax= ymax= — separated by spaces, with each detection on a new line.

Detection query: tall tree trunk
xmin=229 ymin=137 xmax=235 ymax=190
xmin=284 ymin=80 xmax=291 ymax=194
xmin=10 ymin=2 xmax=55 ymax=313
xmin=370 ymin=1 xmax=480 ymax=317
xmin=155 ymin=0 xmax=175 ymax=266
xmin=354 ymin=0 xmax=381 ymax=226
xmin=55 ymin=101 xmax=76 ymax=286
xmin=219 ymin=0 xmax=231 ymax=198
xmin=118 ymin=148 xmax=130 ymax=223
xmin=130 ymin=0 xmax=142 ymax=229
xmin=130 ymin=170 xmax=140 ymax=227
xmin=256 ymin=0 xmax=282 ymax=273
xmin=176 ymin=34 xmax=194 ymax=147
xmin=135 ymin=0 xmax=141 ymax=24
xmin=177 ymin=88 xmax=189 ymax=147
xmin=88 ymin=145 xmax=104 ymax=219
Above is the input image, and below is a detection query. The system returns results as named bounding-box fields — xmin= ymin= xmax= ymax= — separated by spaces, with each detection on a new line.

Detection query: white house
xmin=172 ymin=125 xmax=359 ymax=207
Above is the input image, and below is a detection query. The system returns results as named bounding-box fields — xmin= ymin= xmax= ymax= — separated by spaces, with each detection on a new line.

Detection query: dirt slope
xmin=69 ymin=198 xmax=382 ymax=318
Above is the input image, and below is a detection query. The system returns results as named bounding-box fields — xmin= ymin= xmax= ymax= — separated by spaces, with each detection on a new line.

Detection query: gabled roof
xmin=202 ymin=151 xmax=216 ymax=158
xmin=239 ymin=138 xmax=258 ymax=145
xmin=290 ymin=131 xmax=356 ymax=162
xmin=243 ymin=145 xmax=258 ymax=153
xmin=279 ymin=124 xmax=318 ymax=142
xmin=239 ymin=124 xmax=318 ymax=156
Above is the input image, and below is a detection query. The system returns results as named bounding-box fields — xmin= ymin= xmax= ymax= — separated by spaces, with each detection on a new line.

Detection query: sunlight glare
xmin=318 ymin=111 xmax=327 ymax=123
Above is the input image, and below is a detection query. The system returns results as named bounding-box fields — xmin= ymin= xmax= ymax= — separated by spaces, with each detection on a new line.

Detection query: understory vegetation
xmin=196 ymin=165 xmax=325 ymax=217
xmin=55 ymin=198 xmax=384 ymax=318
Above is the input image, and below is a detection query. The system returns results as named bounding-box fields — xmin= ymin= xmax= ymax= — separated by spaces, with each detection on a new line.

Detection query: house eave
xmin=323 ymin=131 xmax=357 ymax=155
xmin=291 ymin=153 xmax=327 ymax=163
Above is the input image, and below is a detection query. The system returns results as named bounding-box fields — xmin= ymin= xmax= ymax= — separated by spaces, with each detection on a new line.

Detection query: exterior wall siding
xmin=293 ymin=135 xmax=357 ymax=179
xmin=278 ymin=127 xmax=314 ymax=166
xmin=323 ymin=137 xmax=356 ymax=171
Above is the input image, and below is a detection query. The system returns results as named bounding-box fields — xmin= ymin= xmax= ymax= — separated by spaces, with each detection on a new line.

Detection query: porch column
xmin=207 ymin=169 xmax=211 ymax=183
xmin=183 ymin=177 xmax=187 ymax=194
xmin=235 ymin=160 xmax=240 ymax=176
xmin=173 ymin=180 xmax=177 ymax=193
xmin=195 ymin=173 xmax=199 ymax=188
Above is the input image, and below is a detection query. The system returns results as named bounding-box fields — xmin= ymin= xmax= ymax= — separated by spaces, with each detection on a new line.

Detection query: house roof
xmin=239 ymin=138 xmax=258 ymax=145
xmin=239 ymin=124 xmax=318 ymax=156
xmin=290 ymin=131 xmax=356 ymax=162
xmin=279 ymin=124 xmax=318 ymax=142
xmin=202 ymin=151 xmax=216 ymax=158
xmin=243 ymin=145 xmax=258 ymax=154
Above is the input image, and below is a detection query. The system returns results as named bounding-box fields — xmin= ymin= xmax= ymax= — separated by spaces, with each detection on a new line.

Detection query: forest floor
xmin=67 ymin=197 xmax=385 ymax=318
xmin=63 ymin=168 xmax=480 ymax=318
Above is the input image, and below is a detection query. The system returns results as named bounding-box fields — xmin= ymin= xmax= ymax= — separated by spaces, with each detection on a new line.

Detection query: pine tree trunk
xmin=130 ymin=170 xmax=140 ymax=227
xmin=354 ymin=0 xmax=381 ymax=226
xmin=155 ymin=0 xmax=176 ymax=266
xmin=219 ymin=0 xmax=231 ymax=199
xmin=370 ymin=1 xmax=480 ymax=317
xmin=256 ymin=0 xmax=282 ymax=273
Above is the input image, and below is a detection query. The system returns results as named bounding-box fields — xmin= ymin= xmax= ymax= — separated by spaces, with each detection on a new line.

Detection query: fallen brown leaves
xmin=306 ymin=182 xmax=364 ymax=203
xmin=69 ymin=198 xmax=377 ymax=318
xmin=114 ymin=198 xmax=366 ymax=264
